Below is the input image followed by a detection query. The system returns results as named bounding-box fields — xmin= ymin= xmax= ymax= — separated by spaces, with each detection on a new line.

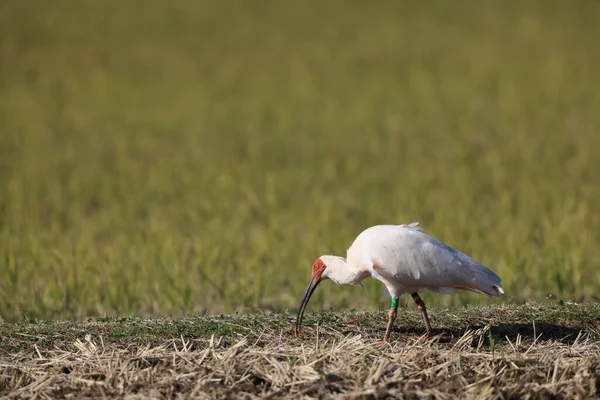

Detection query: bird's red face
xmin=294 ymin=258 xmax=327 ymax=337
xmin=311 ymin=258 xmax=327 ymax=281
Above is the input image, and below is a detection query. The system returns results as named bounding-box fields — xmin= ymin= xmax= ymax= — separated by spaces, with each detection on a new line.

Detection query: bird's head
xmin=294 ymin=256 xmax=346 ymax=337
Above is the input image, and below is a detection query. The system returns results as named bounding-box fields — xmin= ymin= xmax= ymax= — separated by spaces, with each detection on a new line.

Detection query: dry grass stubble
xmin=2 ymin=305 xmax=599 ymax=399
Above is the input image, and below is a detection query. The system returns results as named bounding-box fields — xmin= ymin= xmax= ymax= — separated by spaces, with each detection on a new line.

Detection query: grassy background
xmin=1 ymin=1 xmax=599 ymax=321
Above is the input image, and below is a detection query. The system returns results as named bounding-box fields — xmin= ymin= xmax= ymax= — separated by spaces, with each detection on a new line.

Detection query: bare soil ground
xmin=1 ymin=302 xmax=599 ymax=399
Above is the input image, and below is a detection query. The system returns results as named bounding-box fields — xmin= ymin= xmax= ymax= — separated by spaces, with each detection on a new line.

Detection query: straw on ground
xmin=1 ymin=303 xmax=599 ymax=399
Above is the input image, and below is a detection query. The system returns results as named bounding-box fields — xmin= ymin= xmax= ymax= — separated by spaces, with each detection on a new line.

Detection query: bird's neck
xmin=324 ymin=256 xmax=369 ymax=286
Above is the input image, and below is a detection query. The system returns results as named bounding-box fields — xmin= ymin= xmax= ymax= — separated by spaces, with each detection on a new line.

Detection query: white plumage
xmin=294 ymin=222 xmax=504 ymax=341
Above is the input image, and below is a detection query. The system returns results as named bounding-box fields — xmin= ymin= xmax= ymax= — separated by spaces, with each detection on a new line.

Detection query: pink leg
xmin=382 ymin=297 xmax=399 ymax=342
xmin=411 ymin=292 xmax=433 ymax=338
xmin=383 ymin=308 xmax=397 ymax=342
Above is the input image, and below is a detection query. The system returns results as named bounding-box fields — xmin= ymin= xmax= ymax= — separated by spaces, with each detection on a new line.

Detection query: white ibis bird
xmin=294 ymin=222 xmax=504 ymax=341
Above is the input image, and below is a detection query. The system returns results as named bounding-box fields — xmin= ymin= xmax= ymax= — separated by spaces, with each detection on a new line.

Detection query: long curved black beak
xmin=294 ymin=276 xmax=322 ymax=336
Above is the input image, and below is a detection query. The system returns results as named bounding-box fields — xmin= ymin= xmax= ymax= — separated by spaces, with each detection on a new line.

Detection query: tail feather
xmin=453 ymin=252 xmax=504 ymax=297
xmin=469 ymin=261 xmax=504 ymax=297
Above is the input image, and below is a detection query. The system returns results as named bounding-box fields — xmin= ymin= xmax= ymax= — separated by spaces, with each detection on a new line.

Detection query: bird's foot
xmin=412 ymin=333 xmax=441 ymax=343
xmin=413 ymin=334 xmax=429 ymax=343
xmin=379 ymin=331 xmax=392 ymax=346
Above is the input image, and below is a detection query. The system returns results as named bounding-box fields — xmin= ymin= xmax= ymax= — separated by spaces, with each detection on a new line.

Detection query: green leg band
xmin=391 ymin=297 xmax=399 ymax=311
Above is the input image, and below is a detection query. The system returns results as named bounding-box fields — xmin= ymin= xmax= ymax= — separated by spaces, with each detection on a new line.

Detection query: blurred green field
xmin=1 ymin=1 xmax=599 ymax=321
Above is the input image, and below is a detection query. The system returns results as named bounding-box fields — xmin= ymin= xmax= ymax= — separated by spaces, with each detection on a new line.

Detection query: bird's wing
xmin=390 ymin=230 xmax=504 ymax=297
